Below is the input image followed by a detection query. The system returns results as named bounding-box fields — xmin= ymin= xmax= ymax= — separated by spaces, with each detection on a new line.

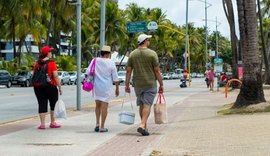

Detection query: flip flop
xmin=94 ymin=126 xmax=99 ymax=132
xmin=137 ymin=127 xmax=149 ymax=136
xmin=99 ymin=128 xmax=108 ymax=133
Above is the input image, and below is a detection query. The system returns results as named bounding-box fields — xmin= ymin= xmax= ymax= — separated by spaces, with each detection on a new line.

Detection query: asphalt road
xmin=0 ymin=78 xmax=204 ymax=124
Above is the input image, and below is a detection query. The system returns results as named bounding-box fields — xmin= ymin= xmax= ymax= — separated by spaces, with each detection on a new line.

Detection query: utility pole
xmin=205 ymin=0 xmax=208 ymax=68
xmin=100 ymin=0 xmax=118 ymax=49
xmin=216 ymin=17 xmax=218 ymax=58
xmin=100 ymin=0 xmax=106 ymax=49
xmin=184 ymin=0 xmax=189 ymax=70
xmin=76 ymin=0 xmax=82 ymax=110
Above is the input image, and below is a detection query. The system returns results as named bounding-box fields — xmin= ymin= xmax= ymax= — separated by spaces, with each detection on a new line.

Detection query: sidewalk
xmin=1 ymin=82 xmax=270 ymax=156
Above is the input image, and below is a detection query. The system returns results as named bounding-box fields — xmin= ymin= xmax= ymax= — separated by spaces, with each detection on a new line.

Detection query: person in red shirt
xmin=33 ymin=46 xmax=62 ymax=129
xmin=219 ymin=72 xmax=229 ymax=87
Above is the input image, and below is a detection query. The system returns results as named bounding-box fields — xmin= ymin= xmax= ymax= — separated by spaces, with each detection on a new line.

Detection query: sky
xmin=118 ymin=0 xmax=238 ymax=38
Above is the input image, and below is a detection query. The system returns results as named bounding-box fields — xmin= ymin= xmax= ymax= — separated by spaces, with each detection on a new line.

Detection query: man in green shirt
xmin=125 ymin=34 xmax=164 ymax=136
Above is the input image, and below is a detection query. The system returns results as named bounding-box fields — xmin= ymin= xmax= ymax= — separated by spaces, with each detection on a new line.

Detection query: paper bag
xmin=154 ymin=93 xmax=167 ymax=124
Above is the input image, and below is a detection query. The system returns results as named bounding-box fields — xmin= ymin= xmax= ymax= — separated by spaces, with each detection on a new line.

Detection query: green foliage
xmin=218 ymin=102 xmax=270 ymax=115
xmin=0 ymin=60 xmax=17 ymax=74
xmin=0 ymin=0 xmax=234 ymax=74
xmin=55 ymin=55 xmax=76 ymax=71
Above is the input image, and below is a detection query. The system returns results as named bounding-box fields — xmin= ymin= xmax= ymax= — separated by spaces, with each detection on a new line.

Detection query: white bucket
xmin=119 ymin=111 xmax=135 ymax=125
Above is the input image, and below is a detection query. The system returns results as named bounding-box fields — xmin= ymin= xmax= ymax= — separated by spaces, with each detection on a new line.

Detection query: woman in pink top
xmin=207 ymin=68 xmax=215 ymax=91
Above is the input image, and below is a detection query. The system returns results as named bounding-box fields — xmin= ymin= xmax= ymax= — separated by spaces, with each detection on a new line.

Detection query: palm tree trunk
xmin=223 ymin=0 xmax=239 ymax=79
xmin=12 ymin=18 xmax=16 ymax=60
xmin=257 ymin=0 xmax=270 ymax=84
xmin=46 ymin=0 xmax=57 ymax=45
xmin=233 ymin=0 xmax=265 ymax=108
xmin=265 ymin=28 xmax=270 ymax=84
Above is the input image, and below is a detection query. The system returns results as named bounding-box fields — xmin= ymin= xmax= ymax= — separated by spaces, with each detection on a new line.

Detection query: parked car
xmin=0 ymin=70 xmax=12 ymax=88
xmin=196 ymin=73 xmax=204 ymax=78
xmin=11 ymin=70 xmax=32 ymax=87
xmin=68 ymin=71 xmax=85 ymax=85
xmin=58 ymin=71 xmax=71 ymax=85
xmin=163 ymin=73 xmax=172 ymax=80
xmin=191 ymin=72 xmax=197 ymax=78
xmin=118 ymin=71 xmax=126 ymax=84
xmin=170 ymin=72 xmax=179 ymax=79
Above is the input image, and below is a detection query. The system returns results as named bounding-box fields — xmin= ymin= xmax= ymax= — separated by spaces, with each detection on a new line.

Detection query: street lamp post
xmin=215 ymin=17 xmax=219 ymax=58
xmin=203 ymin=18 xmax=221 ymax=59
xmin=205 ymin=0 xmax=208 ymax=67
xmin=100 ymin=0 xmax=118 ymax=49
xmin=189 ymin=0 xmax=211 ymax=69
xmin=76 ymin=0 xmax=82 ymax=110
xmin=68 ymin=0 xmax=82 ymax=110
xmin=204 ymin=0 xmax=212 ymax=68
xmin=100 ymin=0 xmax=106 ymax=48
xmin=184 ymin=0 xmax=189 ymax=70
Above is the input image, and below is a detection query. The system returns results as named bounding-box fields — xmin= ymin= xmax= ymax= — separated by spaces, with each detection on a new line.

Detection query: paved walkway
xmin=1 ymin=81 xmax=270 ymax=156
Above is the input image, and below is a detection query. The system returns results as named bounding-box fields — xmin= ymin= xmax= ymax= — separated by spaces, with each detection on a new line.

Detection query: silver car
xmin=68 ymin=71 xmax=85 ymax=85
xmin=117 ymin=71 xmax=126 ymax=84
xmin=58 ymin=71 xmax=71 ymax=85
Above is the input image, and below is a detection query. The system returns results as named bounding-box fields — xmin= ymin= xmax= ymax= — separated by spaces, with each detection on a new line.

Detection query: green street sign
xmin=214 ymin=58 xmax=223 ymax=65
xmin=126 ymin=22 xmax=147 ymax=33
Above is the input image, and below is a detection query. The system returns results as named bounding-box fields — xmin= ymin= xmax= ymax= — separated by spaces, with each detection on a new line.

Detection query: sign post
xmin=126 ymin=22 xmax=147 ymax=33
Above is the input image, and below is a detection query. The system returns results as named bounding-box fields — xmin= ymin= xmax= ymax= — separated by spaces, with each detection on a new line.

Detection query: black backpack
xmin=32 ymin=60 xmax=51 ymax=87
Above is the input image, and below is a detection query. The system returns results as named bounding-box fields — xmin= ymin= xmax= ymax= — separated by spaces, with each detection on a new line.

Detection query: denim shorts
xmin=134 ymin=87 xmax=157 ymax=106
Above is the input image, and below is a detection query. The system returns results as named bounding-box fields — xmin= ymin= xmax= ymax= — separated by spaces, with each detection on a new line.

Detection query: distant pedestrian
xmin=204 ymin=69 xmax=210 ymax=88
xmin=218 ymin=72 xmax=229 ymax=87
xmin=33 ymin=46 xmax=62 ymax=130
xmin=125 ymin=34 xmax=164 ymax=136
xmin=208 ymin=68 xmax=215 ymax=91
xmin=87 ymin=45 xmax=119 ymax=133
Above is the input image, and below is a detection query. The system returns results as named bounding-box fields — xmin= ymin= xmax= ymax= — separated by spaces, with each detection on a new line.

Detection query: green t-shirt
xmin=127 ymin=48 xmax=159 ymax=88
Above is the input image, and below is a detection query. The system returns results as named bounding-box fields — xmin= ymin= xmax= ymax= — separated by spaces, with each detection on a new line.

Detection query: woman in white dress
xmin=86 ymin=45 xmax=119 ymax=132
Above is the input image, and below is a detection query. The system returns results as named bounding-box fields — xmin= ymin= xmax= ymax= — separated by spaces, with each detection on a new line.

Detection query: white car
xmin=58 ymin=71 xmax=71 ymax=85
xmin=117 ymin=71 xmax=126 ymax=84
xmin=68 ymin=71 xmax=85 ymax=85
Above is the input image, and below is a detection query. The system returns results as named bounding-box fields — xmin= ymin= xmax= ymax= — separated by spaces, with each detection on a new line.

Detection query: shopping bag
xmin=154 ymin=93 xmax=167 ymax=124
xmin=54 ymin=99 xmax=67 ymax=119
xmin=119 ymin=94 xmax=135 ymax=125
xmin=82 ymin=58 xmax=96 ymax=92
xmin=82 ymin=75 xmax=94 ymax=92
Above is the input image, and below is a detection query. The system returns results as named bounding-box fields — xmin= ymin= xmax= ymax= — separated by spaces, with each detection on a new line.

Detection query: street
xmin=0 ymin=78 xmax=205 ymax=124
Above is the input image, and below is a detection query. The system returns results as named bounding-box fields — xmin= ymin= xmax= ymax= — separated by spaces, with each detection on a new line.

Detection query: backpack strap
xmin=37 ymin=60 xmax=51 ymax=80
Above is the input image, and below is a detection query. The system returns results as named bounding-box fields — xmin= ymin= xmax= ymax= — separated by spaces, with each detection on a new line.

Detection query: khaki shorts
xmin=134 ymin=87 xmax=157 ymax=106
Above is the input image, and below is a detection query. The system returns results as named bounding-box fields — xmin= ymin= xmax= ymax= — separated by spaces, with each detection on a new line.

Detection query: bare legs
xmin=39 ymin=111 xmax=56 ymax=125
xmin=209 ymin=80 xmax=214 ymax=91
xmin=50 ymin=111 xmax=56 ymax=123
xmin=39 ymin=113 xmax=46 ymax=126
xmin=95 ymin=100 xmax=108 ymax=130
xmin=139 ymin=104 xmax=151 ymax=129
xmin=38 ymin=111 xmax=60 ymax=129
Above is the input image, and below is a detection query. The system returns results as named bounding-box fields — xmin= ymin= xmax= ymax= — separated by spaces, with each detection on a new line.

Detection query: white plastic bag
xmin=54 ymin=99 xmax=67 ymax=119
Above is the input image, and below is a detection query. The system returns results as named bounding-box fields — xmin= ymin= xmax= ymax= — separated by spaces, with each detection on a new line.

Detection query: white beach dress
xmin=86 ymin=57 xmax=118 ymax=102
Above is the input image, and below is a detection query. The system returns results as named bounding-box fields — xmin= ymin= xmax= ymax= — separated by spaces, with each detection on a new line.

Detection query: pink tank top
xmin=208 ymin=71 xmax=215 ymax=80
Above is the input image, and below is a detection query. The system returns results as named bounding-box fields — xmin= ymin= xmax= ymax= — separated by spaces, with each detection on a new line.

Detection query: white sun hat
xmin=137 ymin=34 xmax=152 ymax=44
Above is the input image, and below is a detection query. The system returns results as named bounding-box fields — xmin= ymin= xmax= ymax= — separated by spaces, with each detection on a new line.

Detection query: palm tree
xmin=15 ymin=0 xmax=45 ymax=65
xmin=105 ymin=2 xmax=127 ymax=50
xmin=116 ymin=3 xmax=146 ymax=70
xmin=0 ymin=0 xmax=22 ymax=59
xmin=233 ymin=0 xmax=265 ymax=108
xmin=223 ymin=0 xmax=239 ymax=79
xmin=260 ymin=0 xmax=270 ymax=84
xmin=0 ymin=0 xmax=46 ymax=65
